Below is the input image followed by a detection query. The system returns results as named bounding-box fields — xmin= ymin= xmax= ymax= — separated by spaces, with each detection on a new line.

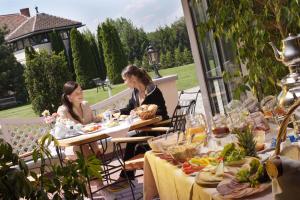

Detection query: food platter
xmin=195 ymin=171 xmax=223 ymax=187
xmin=81 ymin=123 xmax=103 ymax=133
xmin=216 ymin=178 xmax=271 ymax=199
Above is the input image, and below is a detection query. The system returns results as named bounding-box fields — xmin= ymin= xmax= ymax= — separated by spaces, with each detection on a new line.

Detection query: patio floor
xmin=89 ymin=169 xmax=144 ymax=200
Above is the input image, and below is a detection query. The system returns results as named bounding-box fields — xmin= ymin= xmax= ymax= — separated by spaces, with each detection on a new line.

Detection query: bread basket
xmin=135 ymin=104 xmax=158 ymax=120
xmin=265 ymin=99 xmax=300 ymax=200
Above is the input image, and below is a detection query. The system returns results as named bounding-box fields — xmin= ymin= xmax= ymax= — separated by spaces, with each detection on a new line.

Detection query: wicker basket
xmin=265 ymin=99 xmax=300 ymax=200
xmin=135 ymin=104 xmax=158 ymax=120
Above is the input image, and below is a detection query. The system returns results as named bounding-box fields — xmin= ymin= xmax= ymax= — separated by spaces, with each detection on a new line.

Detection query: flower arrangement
xmin=42 ymin=109 xmax=58 ymax=127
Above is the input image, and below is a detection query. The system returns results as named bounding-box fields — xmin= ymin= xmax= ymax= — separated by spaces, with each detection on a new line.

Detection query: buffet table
xmin=143 ymin=151 xmax=273 ymax=200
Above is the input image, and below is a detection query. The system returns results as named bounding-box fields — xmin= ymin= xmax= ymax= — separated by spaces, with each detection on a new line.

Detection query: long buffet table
xmin=143 ymin=151 xmax=273 ymax=200
xmin=143 ymin=123 xmax=283 ymax=200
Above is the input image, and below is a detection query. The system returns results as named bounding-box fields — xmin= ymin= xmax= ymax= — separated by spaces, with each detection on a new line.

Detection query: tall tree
xmin=49 ymin=30 xmax=75 ymax=79
xmin=82 ymin=29 xmax=103 ymax=79
xmin=165 ymin=50 xmax=174 ymax=67
xmin=96 ymin=25 xmax=107 ymax=80
xmin=70 ymin=28 xmax=98 ymax=88
xmin=110 ymin=18 xmax=149 ymax=64
xmin=160 ymin=53 xmax=167 ymax=69
xmin=183 ymin=48 xmax=194 ymax=64
xmin=49 ymin=30 xmax=66 ymax=54
xmin=174 ymin=47 xmax=183 ymax=67
xmin=0 ymin=27 xmax=27 ymax=103
xmin=100 ymin=19 xmax=128 ymax=84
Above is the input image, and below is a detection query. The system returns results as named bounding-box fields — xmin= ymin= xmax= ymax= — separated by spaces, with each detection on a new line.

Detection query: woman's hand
xmin=130 ymin=109 xmax=136 ymax=116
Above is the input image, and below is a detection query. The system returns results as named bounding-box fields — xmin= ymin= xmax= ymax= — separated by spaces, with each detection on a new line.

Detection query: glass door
xmin=188 ymin=0 xmax=237 ymax=115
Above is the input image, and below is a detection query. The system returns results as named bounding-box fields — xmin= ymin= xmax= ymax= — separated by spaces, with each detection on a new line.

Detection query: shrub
xmin=24 ymin=50 xmax=71 ymax=114
xmin=0 ymin=27 xmax=28 ymax=103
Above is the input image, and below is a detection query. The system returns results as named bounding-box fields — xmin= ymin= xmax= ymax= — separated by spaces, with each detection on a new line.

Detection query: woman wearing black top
xmin=119 ymin=65 xmax=169 ymax=181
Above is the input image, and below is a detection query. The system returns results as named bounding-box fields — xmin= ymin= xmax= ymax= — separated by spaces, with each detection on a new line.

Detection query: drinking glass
xmin=185 ymin=113 xmax=207 ymax=144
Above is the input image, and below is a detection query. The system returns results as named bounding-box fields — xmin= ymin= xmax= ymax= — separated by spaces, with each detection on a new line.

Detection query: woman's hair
xmin=61 ymin=81 xmax=81 ymax=122
xmin=122 ymin=65 xmax=153 ymax=86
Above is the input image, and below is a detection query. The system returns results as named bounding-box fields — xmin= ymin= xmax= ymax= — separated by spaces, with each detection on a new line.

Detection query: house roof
xmin=0 ymin=13 xmax=28 ymax=34
xmin=0 ymin=12 xmax=83 ymax=42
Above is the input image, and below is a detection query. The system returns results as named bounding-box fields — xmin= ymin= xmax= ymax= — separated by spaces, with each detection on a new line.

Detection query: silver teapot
xmin=269 ymin=34 xmax=300 ymax=108
xmin=269 ymin=33 xmax=300 ymax=69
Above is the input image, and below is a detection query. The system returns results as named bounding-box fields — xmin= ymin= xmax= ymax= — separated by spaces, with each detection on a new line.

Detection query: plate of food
xmin=216 ymin=159 xmax=271 ymax=199
xmin=81 ymin=123 xmax=102 ymax=133
xmin=220 ymin=143 xmax=247 ymax=166
xmin=106 ymin=120 xmax=120 ymax=128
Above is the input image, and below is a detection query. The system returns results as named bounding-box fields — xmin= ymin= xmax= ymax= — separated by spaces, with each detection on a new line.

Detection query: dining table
xmin=54 ymin=115 xmax=162 ymax=200
xmin=142 ymin=122 xmax=283 ymax=200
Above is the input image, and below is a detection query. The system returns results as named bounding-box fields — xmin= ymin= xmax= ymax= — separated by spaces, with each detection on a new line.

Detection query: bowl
xmin=148 ymin=132 xmax=184 ymax=152
xmin=168 ymin=143 xmax=199 ymax=163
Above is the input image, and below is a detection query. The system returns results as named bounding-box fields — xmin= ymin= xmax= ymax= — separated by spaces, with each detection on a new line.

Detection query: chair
xmin=137 ymin=96 xmax=198 ymax=134
xmin=92 ymin=78 xmax=112 ymax=93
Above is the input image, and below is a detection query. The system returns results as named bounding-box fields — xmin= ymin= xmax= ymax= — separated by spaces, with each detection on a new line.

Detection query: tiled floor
xmin=89 ymin=170 xmax=144 ymax=200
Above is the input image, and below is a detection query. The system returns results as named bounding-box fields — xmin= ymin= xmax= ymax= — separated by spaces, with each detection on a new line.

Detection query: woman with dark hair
xmin=57 ymin=81 xmax=102 ymax=157
xmin=118 ymin=65 xmax=169 ymax=181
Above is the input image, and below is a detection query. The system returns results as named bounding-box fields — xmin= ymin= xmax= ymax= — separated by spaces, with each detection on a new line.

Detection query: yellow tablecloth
xmin=143 ymin=151 xmax=272 ymax=200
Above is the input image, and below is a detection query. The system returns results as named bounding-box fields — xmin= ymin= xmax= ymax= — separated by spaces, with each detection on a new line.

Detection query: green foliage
xmin=0 ymin=133 xmax=102 ymax=199
xmin=30 ymin=133 xmax=102 ymax=199
xmin=110 ymin=17 xmax=149 ymax=64
xmin=174 ymin=47 xmax=183 ymax=67
xmin=183 ymin=48 xmax=194 ymax=64
xmin=236 ymin=126 xmax=258 ymax=157
xmin=196 ymin=0 xmax=300 ymax=99
xmin=142 ymin=54 xmax=151 ymax=71
xmin=160 ymin=53 xmax=167 ymax=69
xmin=0 ymin=27 xmax=28 ymax=103
xmin=99 ymin=19 xmax=128 ymax=84
xmin=165 ymin=50 xmax=174 ymax=67
xmin=147 ymin=17 xmax=190 ymax=53
xmin=235 ymin=159 xmax=270 ymax=187
xmin=0 ymin=138 xmax=33 ymax=199
xmin=24 ymin=50 xmax=71 ymax=114
xmin=49 ymin=30 xmax=66 ymax=55
xmin=82 ymin=29 xmax=103 ymax=79
xmin=70 ymin=28 xmax=98 ymax=88
xmin=25 ymin=46 xmax=36 ymax=63
xmin=49 ymin=30 xmax=75 ymax=79
xmin=134 ymin=57 xmax=142 ymax=67
xmin=96 ymin=25 xmax=107 ymax=80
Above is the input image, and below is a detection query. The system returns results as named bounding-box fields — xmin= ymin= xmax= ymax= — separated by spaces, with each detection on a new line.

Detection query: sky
xmin=0 ymin=0 xmax=184 ymax=33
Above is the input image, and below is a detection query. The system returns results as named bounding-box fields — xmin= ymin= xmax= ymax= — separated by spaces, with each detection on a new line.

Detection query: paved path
xmin=178 ymin=86 xmax=204 ymax=114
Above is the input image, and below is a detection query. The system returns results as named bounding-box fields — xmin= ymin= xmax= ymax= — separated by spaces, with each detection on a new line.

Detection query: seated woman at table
xmin=118 ymin=64 xmax=169 ymax=181
xmin=57 ymin=81 xmax=102 ymax=158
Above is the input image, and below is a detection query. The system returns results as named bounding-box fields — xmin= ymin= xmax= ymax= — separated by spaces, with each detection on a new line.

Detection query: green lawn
xmin=0 ymin=63 xmax=198 ymax=118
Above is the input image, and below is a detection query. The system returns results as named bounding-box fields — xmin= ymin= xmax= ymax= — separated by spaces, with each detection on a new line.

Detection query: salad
xmin=220 ymin=143 xmax=246 ymax=165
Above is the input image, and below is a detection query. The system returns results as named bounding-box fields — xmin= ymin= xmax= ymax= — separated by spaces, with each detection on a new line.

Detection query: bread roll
xmin=148 ymin=104 xmax=157 ymax=111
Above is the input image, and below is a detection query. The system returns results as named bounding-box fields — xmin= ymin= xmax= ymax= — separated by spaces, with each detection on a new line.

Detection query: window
xmin=16 ymin=40 xmax=24 ymax=50
xmin=23 ymin=38 xmax=30 ymax=47
xmin=30 ymin=33 xmax=49 ymax=46
xmin=59 ymin=31 xmax=68 ymax=40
